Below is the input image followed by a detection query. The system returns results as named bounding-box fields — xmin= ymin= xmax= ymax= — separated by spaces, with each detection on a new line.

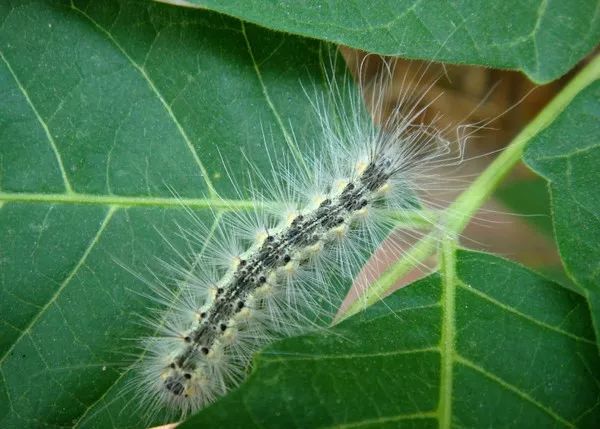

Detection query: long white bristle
xmin=123 ymin=54 xmax=467 ymax=422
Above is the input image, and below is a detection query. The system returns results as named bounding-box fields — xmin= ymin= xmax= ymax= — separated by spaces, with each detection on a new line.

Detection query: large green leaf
xmin=0 ymin=0 xmax=340 ymax=427
xmin=523 ymin=81 xmax=600 ymax=347
xmin=173 ymin=0 xmax=600 ymax=83
xmin=180 ymin=250 xmax=599 ymax=428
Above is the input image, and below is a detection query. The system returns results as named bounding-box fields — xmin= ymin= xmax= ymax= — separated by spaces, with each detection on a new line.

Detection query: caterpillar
xmin=125 ymin=54 xmax=466 ymax=422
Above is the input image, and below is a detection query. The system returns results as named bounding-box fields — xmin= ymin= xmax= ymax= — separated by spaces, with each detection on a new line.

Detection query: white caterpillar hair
xmin=124 ymin=53 xmax=466 ymax=422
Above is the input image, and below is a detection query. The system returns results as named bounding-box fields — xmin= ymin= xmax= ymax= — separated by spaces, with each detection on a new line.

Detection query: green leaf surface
xmin=181 ymin=250 xmax=599 ymax=429
xmin=0 ymin=0 xmax=340 ymax=427
xmin=523 ymin=81 xmax=600 ymax=347
xmin=177 ymin=0 xmax=600 ymax=83
xmin=494 ymin=176 xmax=577 ymax=288
xmin=495 ymin=175 xmax=553 ymax=236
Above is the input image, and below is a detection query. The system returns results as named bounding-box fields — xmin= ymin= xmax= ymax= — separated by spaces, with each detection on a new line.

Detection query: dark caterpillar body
xmin=162 ymin=157 xmax=393 ymax=398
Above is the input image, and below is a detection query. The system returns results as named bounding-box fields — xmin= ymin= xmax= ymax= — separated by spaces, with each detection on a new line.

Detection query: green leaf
xmin=523 ymin=81 xmax=600 ymax=347
xmin=0 ymin=0 xmax=343 ymax=427
xmin=495 ymin=175 xmax=554 ymax=236
xmin=180 ymin=250 xmax=599 ymax=429
xmin=175 ymin=0 xmax=600 ymax=83
xmin=494 ymin=176 xmax=578 ymax=289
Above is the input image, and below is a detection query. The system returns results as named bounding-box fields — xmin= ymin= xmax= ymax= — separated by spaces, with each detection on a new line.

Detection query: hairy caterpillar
xmin=124 ymin=54 xmax=467 ymax=423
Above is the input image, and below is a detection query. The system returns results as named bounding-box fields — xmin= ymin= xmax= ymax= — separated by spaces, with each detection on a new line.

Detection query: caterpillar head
xmin=158 ymin=358 xmax=215 ymax=413
xmin=162 ymin=362 xmax=195 ymax=398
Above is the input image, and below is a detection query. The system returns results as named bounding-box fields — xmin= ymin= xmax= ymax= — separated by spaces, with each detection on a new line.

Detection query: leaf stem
xmin=338 ymin=54 xmax=600 ymax=321
xmin=445 ymin=54 xmax=600 ymax=234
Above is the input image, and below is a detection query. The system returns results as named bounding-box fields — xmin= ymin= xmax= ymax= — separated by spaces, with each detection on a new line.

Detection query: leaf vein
xmin=0 ymin=50 xmax=73 ymax=193
xmin=69 ymin=1 xmax=218 ymax=197
xmin=457 ymin=281 xmax=595 ymax=344
xmin=323 ymin=411 xmax=437 ymax=429
xmin=240 ymin=21 xmax=310 ymax=176
xmin=455 ymin=354 xmax=575 ymax=428
xmin=0 ymin=207 xmax=115 ymax=366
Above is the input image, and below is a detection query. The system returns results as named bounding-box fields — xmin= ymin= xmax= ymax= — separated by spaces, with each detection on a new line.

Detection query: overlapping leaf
xmin=174 ymin=0 xmax=600 ymax=83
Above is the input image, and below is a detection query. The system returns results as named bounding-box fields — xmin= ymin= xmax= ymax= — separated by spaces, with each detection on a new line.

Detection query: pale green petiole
xmin=339 ymin=54 xmax=600 ymax=322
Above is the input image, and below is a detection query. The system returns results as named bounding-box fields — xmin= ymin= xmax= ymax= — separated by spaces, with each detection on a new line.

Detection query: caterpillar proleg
xmin=126 ymin=53 xmax=466 ymax=422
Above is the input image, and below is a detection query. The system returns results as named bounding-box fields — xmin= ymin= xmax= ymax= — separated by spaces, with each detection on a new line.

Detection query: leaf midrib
xmin=438 ymin=240 xmax=457 ymax=429
xmin=0 ymin=191 xmax=255 ymax=210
